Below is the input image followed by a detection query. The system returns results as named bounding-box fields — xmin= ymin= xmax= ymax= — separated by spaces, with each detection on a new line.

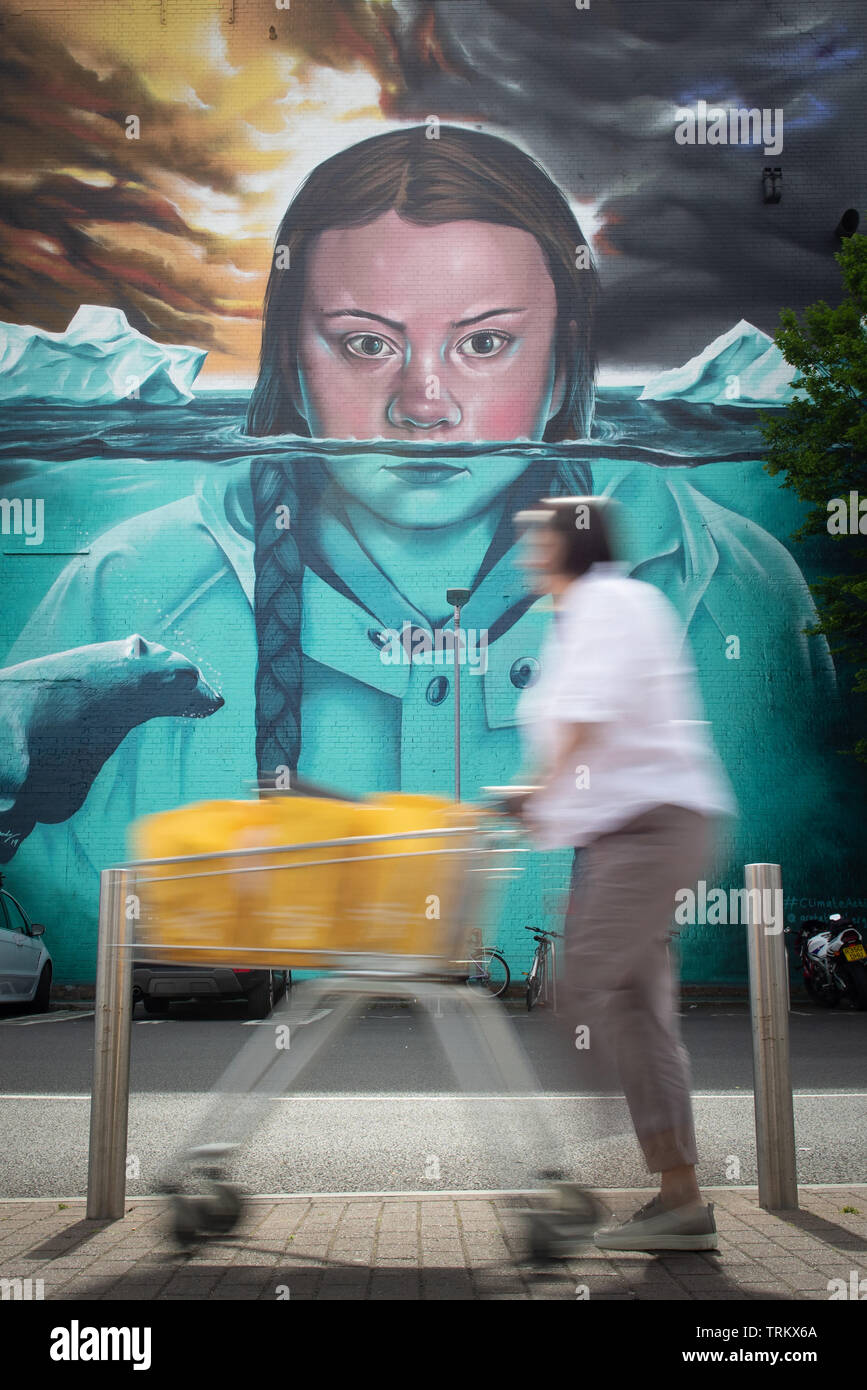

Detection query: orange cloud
xmin=0 ymin=1 xmax=455 ymax=382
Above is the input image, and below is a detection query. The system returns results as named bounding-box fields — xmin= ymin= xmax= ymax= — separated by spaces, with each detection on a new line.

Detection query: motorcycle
xmin=789 ymin=913 xmax=867 ymax=1010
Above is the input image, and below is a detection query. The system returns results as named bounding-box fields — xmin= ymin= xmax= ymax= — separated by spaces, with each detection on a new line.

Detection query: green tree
xmin=761 ymin=232 xmax=867 ymax=760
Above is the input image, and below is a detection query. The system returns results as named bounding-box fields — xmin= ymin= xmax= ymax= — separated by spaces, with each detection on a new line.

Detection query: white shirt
xmin=517 ymin=563 xmax=737 ymax=848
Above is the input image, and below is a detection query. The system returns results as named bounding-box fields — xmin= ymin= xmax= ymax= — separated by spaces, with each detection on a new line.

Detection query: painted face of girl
xmin=294 ymin=211 xmax=568 ymax=526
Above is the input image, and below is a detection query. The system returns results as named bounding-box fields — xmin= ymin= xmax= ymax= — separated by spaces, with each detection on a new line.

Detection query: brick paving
xmin=0 ymin=1187 xmax=864 ymax=1301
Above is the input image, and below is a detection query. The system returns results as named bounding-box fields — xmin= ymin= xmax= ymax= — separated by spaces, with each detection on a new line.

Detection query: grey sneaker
xmin=593 ymin=1195 xmax=718 ymax=1251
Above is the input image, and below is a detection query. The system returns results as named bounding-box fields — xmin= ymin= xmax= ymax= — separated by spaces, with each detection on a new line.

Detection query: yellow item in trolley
xmin=341 ymin=794 xmax=477 ymax=959
xmin=131 ymin=793 xmax=481 ymax=971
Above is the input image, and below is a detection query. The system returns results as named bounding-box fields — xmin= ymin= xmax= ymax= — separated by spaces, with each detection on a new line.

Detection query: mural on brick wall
xmin=1 ymin=0 xmax=866 ymax=985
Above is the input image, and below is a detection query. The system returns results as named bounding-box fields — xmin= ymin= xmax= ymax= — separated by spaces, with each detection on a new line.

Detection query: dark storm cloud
xmin=1 ymin=0 xmax=862 ymax=376
xmin=389 ymin=0 xmax=867 ymax=372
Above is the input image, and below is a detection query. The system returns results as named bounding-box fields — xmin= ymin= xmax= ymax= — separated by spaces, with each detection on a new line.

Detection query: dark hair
xmin=245 ymin=125 xmax=600 ymax=781
xmin=524 ymin=496 xmax=620 ymax=579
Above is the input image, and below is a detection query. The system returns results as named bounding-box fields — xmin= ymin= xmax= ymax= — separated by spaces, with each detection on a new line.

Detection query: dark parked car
xmin=133 ymin=963 xmax=290 ymax=1019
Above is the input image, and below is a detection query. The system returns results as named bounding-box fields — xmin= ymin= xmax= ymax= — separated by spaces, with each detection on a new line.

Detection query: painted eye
xmin=457 ymin=330 xmax=511 ymax=358
xmin=344 ymin=333 xmax=396 ymax=359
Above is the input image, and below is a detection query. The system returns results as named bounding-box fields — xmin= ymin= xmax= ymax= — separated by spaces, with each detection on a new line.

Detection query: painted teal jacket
xmin=3 ymin=454 xmax=843 ymax=981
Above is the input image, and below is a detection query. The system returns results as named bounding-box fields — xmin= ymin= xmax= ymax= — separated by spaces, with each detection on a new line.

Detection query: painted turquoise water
xmin=1 ymin=389 xmax=865 ymax=984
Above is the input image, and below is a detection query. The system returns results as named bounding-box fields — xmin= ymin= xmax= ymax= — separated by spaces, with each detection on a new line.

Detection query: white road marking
xmin=1 ymin=1089 xmax=866 ymax=1102
xmin=1 ymin=1094 xmax=92 ymax=1101
xmin=0 ymin=1010 xmax=94 ymax=1026
xmin=242 ymin=1008 xmax=333 ymax=1026
xmin=0 ymin=1181 xmax=865 ymax=1205
xmin=258 ymin=1090 xmax=867 ymax=1102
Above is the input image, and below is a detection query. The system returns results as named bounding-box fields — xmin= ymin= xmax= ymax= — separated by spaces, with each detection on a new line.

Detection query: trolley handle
xmin=481 ymin=785 xmax=542 ymax=816
xmin=252 ymin=775 xmax=363 ymax=804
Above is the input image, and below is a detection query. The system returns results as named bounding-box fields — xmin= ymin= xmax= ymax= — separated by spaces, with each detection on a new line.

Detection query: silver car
xmin=0 ymin=881 xmax=52 ymax=1011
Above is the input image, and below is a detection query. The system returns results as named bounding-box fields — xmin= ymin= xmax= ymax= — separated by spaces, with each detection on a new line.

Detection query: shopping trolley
xmin=127 ymin=786 xmax=599 ymax=1255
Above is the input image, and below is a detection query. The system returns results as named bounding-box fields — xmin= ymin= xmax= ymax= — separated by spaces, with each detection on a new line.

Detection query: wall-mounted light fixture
xmin=762 ymin=167 xmax=782 ymax=204
xmin=834 ymin=208 xmax=860 ymax=239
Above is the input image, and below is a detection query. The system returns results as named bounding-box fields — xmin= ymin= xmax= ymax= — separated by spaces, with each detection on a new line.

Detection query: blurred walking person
xmin=512 ymin=497 xmax=736 ymax=1253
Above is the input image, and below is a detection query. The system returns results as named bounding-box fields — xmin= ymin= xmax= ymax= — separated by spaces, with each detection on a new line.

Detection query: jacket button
xmin=509 ymin=657 xmax=540 ymax=689
xmin=426 ymin=676 xmax=450 ymax=705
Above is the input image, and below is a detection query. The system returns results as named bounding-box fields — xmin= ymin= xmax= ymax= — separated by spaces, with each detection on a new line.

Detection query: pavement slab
xmin=0 ymin=1185 xmax=864 ymax=1301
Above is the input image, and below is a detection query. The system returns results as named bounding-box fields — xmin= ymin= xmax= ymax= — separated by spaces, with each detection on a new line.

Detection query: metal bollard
xmin=86 ymin=867 xmax=133 ymax=1220
xmin=744 ymin=863 xmax=798 ymax=1210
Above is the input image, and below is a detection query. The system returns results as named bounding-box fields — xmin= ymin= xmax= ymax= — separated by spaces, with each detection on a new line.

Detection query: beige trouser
xmin=561 ymin=802 xmax=714 ymax=1174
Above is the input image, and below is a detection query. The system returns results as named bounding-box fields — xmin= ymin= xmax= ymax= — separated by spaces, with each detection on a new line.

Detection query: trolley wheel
xmin=203 ymin=1182 xmax=243 ymax=1234
xmin=169 ymin=1194 xmax=202 ymax=1248
xmin=520 ymin=1186 xmax=610 ymax=1264
xmin=524 ymin=1210 xmax=561 ymax=1264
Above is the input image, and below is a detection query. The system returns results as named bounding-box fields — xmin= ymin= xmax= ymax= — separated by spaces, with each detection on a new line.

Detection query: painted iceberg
xmin=0 ymin=305 xmax=207 ymax=404
xmin=639 ymin=318 xmax=805 ymax=406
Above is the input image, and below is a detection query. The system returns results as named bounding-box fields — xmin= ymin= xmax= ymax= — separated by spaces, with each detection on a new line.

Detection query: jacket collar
xmin=196 ymin=458 xmax=545 ymax=629
xmin=193 ymin=455 xmax=724 ymax=688
xmin=592 ymin=457 xmax=720 ymax=635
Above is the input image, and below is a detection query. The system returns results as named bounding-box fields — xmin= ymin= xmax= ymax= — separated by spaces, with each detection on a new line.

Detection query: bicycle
xmin=524 ymin=924 xmax=563 ymax=1011
xmin=461 ymin=927 xmax=511 ymax=998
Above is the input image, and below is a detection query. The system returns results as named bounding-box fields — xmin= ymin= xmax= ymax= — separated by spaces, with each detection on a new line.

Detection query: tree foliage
xmin=761 ymin=233 xmax=867 ymax=760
